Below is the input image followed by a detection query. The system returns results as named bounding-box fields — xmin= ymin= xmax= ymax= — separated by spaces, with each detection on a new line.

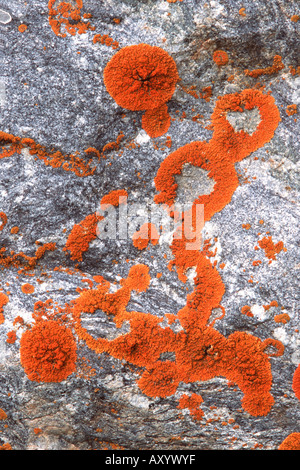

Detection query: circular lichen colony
xmin=20 ymin=320 xmax=77 ymax=383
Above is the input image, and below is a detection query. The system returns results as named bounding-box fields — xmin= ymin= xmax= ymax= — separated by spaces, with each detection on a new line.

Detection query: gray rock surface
xmin=0 ymin=0 xmax=299 ymax=451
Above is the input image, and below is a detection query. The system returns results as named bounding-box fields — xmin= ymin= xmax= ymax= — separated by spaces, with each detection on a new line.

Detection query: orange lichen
xmin=0 ymin=409 xmax=7 ymax=420
xmin=257 ymin=236 xmax=285 ymax=262
xmin=0 ymin=443 xmax=12 ymax=450
xmin=34 ymin=428 xmax=42 ymax=435
xmin=213 ymin=50 xmax=229 ymax=66
xmin=21 ymin=283 xmax=35 ymax=294
xmin=239 ymin=7 xmax=246 ymax=17
xmin=132 ymin=223 xmax=160 ymax=250
xmin=292 ymin=365 xmax=300 ymax=401
xmin=64 ymin=213 xmax=103 ymax=262
xmin=286 ymin=104 xmax=297 ymax=116
xmin=18 ymin=24 xmax=27 ymax=33
xmin=141 ymin=104 xmax=171 ymax=138
xmin=244 ymin=55 xmax=284 ymax=78
xmin=103 ymin=44 xmax=179 ymax=118
xmin=274 ymin=313 xmax=290 ymax=324
xmin=93 ymin=34 xmax=119 ymax=50
xmin=291 ymin=15 xmax=299 ymax=22
xmin=0 ymin=131 xmax=97 ymax=177
xmin=0 ymin=292 xmax=9 ymax=325
xmin=6 ymin=331 xmax=17 ymax=344
xmin=278 ymin=433 xmax=300 ymax=450
xmin=241 ymin=305 xmax=253 ymax=317
xmin=100 ymin=189 xmax=128 ymax=207
xmin=0 ymin=212 xmax=7 ymax=231
xmin=20 ymin=319 xmax=77 ymax=383
xmin=0 ymin=242 xmax=56 ymax=272
xmin=10 ymin=226 xmax=19 ymax=234
xmin=48 ymin=0 xmax=94 ymax=38
xmin=178 ymin=393 xmax=204 ymax=420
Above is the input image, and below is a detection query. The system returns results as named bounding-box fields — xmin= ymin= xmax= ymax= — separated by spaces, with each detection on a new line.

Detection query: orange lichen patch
xmin=0 ymin=242 xmax=56 ymax=272
xmin=213 ymin=50 xmax=229 ymax=66
xmin=102 ymin=132 xmax=125 ymax=155
xmin=257 ymin=236 xmax=285 ymax=262
xmin=141 ymin=104 xmax=171 ymax=138
xmin=244 ymin=55 xmax=284 ymax=78
xmin=103 ymin=44 xmax=179 ymax=112
xmin=132 ymin=223 xmax=160 ymax=250
xmin=278 ymin=433 xmax=300 ymax=450
xmin=13 ymin=316 xmax=24 ymax=327
xmin=0 ymin=212 xmax=7 ymax=231
xmin=0 ymin=409 xmax=7 ymax=420
xmin=20 ymin=319 xmax=77 ymax=383
xmin=64 ymin=213 xmax=103 ymax=262
xmin=0 ymin=131 xmax=97 ymax=177
xmin=178 ymin=393 xmax=204 ymax=420
xmin=261 ymin=338 xmax=284 ymax=357
xmin=138 ymin=361 xmax=180 ymax=398
xmin=0 ymin=292 xmax=9 ymax=325
xmin=239 ymin=7 xmax=246 ymax=17
xmin=274 ymin=313 xmax=290 ymax=324
xmin=6 ymin=331 xmax=17 ymax=344
xmin=252 ymin=260 xmax=262 ymax=266
xmin=154 ymin=140 xmax=238 ymax=222
xmin=21 ymin=283 xmax=35 ymax=294
xmin=18 ymin=24 xmax=27 ymax=33
xmin=242 ymin=223 xmax=251 ymax=230
xmin=100 ymin=189 xmax=128 ymax=207
xmin=34 ymin=428 xmax=42 ymax=435
xmin=292 ymin=365 xmax=300 ymax=401
xmin=286 ymin=104 xmax=297 ymax=116
xmin=210 ymin=89 xmax=281 ymax=164
xmin=291 ymin=15 xmax=299 ymax=22
xmin=241 ymin=305 xmax=253 ymax=317
xmin=0 ymin=443 xmax=12 ymax=450
xmin=48 ymin=0 xmax=94 ymax=38
xmin=93 ymin=34 xmax=119 ymax=50
xmin=10 ymin=226 xmax=19 ymax=235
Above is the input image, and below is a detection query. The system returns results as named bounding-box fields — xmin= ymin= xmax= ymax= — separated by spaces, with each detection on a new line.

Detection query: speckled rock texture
xmin=0 ymin=0 xmax=299 ymax=451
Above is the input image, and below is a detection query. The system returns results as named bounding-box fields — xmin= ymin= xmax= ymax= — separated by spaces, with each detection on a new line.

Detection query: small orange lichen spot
xmin=0 ymin=212 xmax=7 ymax=231
xmin=219 ymin=263 xmax=225 ymax=269
xmin=20 ymin=320 xmax=77 ymax=383
xmin=100 ymin=189 xmax=128 ymax=207
xmin=178 ymin=393 xmax=204 ymax=421
xmin=34 ymin=428 xmax=42 ymax=435
xmin=292 ymin=365 xmax=300 ymax=401
xmin=0 ymin=443 xmax=12 ymax=450
xmin=291 ymin=15 xmax=299 ymax=22
xmin=21 ymin=283 xmax=35 ymax=294
xmin=64 ymin=212 xmax=103 ymax=262
xmin=241 ymin=305 xmax=253 ymax=317
xmin=103 ymin=44 xmax=179 ymax=112
xmin=132 ymin=223 xmax=160 ymax=250
xmin=244 ymin=55 xmax=284 ymax=78
xmin=278 ymin=433 xmax=300 ymax=450
xmin=10 ymin=226 xmax=19 ymax=234
xmin=274 ymin=313 xmax=290 ymax=324
xmin=242 ymin=223 xmax=251 ymax=230
xmin=239 ymin=7 xmax=246 ymax=17
xmin=259 ymin=219 xmax=264 ymax=224
xmin=286 ymin=104 xmax=297 ymax=116
xmin=0 ymin=292 xmax=9 ymax=325
xmin=0 ymin=409 xmax=7 ymax=420
xmin=18 ymin=24 xmax=28 ymax=33
xmin=113 ymin=18 xmax=121 ymax=24
xmin=213 ymin=50 xmax=229 ymax=66
xmin=6 ymin=331 xmax=17 ymax=344
xmin=258 ymin=236 xmax=285 ymax=262
xmin=142 ymin=104 xmax=171 ymax=138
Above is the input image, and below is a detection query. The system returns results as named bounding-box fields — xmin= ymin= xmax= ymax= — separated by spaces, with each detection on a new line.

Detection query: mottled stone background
xmin=0 ymin=0 xmax=299 ymax=450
